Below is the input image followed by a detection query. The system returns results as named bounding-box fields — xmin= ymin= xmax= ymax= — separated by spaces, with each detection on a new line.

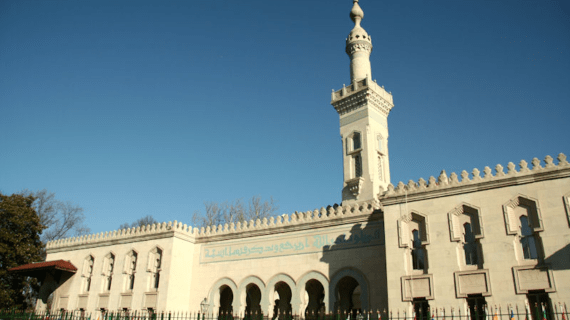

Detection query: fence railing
xmin=1 ymin=305 xmax=568 ymax=320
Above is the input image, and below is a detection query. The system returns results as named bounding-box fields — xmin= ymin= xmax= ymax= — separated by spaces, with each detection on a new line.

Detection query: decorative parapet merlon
xmin=331 ymin=78 xmax=394 ymax=116
xmin=381 ymin=153 xmax=570 ymax=201
xmin=46 ymin=200 xmax=383 ymax=250
xmin=45 ymin=221 xmax=198 ymax=251
xmin=195 ymin=199 xmax=381 ymax=240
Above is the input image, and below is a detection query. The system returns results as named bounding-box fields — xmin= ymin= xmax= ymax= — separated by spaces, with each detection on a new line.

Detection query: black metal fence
xmin=1 ymin=305 xmax=568 ymax=320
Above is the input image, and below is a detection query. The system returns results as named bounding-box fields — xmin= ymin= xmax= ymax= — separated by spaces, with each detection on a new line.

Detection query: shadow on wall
xmin=544 ymin=243 xmax=570 ymax=270
xmin=319 ymin=206 xmax=388 ymax=318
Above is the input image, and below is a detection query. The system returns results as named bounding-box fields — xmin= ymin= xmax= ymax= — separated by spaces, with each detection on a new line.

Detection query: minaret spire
xmin=346 ymin=0 xmax=372 ymax=82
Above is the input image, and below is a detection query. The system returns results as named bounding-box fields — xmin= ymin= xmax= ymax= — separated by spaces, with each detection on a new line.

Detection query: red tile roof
xmin=8 ymin=260 xmax=77 ymax=273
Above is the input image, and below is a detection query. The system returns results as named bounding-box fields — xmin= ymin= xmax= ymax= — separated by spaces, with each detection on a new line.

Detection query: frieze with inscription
xmin=200 ymin=222 xmax=383 ymax=263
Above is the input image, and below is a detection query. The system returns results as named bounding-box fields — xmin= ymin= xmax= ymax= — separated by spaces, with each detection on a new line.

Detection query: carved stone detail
xmin=332 ymin=82 xmax=394 ymax=117
xmin=448 ymin=203 xmax=484 ymax=242
xmin=503 ymin=194 xmax=544 ymax=235
xmin=454 ymin=270 xmax=492 ymax=298
xmin=401 ymin=274 xmax=434 ymax=301
xmin=346 ymin=177 xmax=365 ymax=198
xmin=512 ymin=265 xmax=555 ymax=294
xmin=346 ymin=41 xmax=373 ymax=55
xmin=379 ymin=153 xmax=570 ymax=201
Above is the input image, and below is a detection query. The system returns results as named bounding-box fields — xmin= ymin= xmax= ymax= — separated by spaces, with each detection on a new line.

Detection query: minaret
xmin=331 ymin=0 xmax=394 ymax=204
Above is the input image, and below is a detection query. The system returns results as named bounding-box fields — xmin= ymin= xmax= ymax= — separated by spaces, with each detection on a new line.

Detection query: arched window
xmin=124 ymin=251 xmax=137 ymax=291
xmin=411 ymin=229 xmax=425 ymax=270
xmin=520 ymin=216 xmax=538 ymax=260
xmin=463 ymin=223 xmax=478 ymax=265
xmin=352 ymin=132 xmax=361 ymax=150
xmin=147 ymin=248 xmax=162 ymax=290
xmin=399 ymin=211 xmax=429 ymax=273
xmin=82 ymin=256 xmax=94 ymax=293
xmin=354 ymin=154 xmax=362 ymax=178
xmin=102 ymin=253 xmax=115 ymax=291
xmin=503 ymin=195 xmax=544 ymax=263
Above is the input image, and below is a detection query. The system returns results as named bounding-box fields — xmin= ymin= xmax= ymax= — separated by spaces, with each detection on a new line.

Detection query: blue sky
xmin=1 ymin=0 xmax=569 ymax=235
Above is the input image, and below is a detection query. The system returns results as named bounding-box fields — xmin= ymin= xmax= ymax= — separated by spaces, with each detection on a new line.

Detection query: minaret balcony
xmin=346 ymin=177 xmax=365 ymax=199
xmin=331 ymin=79 xmax=394 ymax=117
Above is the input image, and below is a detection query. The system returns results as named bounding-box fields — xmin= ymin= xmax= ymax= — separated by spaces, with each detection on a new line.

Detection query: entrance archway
xmin=219 ymin=285 xmax=234 ymax=318
xmin=304 ymin=279 xmax=325 ymax=320
xmin=334 ymin=276 xmax=360 ymax=316
xmin=272 ymin=281 xmax=292 ymax=320
xmin=245 ymin=284 xmax=262 ymax=317
xmin=329 ymin=269 xmax=368 ymax=314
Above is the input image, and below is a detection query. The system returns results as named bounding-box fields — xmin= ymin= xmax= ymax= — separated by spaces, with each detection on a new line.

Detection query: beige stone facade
xmin=38 ymin=0 xmax=569 ymax=317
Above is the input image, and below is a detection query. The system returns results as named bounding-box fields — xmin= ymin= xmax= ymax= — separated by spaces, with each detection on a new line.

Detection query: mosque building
xmin=13 ymin=0 xmax=570 ymax=317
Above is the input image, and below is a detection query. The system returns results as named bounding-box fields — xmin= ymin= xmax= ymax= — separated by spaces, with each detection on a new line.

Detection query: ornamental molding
xmin=380 ymin=153 xmax=570 ymax=205
xmin=46 ymin=201 xmax=383 ymax=252
xmin=332 ymin=87 xmax=394 ymax=117
xmin=346 ymin=40 xmax=373 ymax=55
xmin=346 ymin=177 xmax=365 ymax=198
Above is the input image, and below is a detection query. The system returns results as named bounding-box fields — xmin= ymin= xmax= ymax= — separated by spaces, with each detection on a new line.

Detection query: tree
xmin=119 ymin=215 xmax=159 ymax=230
xmin=192 ymin=196 xmax=278 ymax=228
xmin=21 ymin=189 xmax=90 ymax=243
xmin=0 ymin=193 xmax=45 ymax=309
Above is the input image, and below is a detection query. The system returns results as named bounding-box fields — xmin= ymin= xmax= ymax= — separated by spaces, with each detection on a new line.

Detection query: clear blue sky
xmin=1 ymin=0 xmax=569 ymax=235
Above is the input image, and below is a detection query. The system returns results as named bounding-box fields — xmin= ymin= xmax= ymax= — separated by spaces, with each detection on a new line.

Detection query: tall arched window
xmin=503 ymin=195 xmax=544 ymax=263
xmin=520 ymin=216 xmax=538 ymax=260
xmin=147 ymin=247 xmax=162 ymax=290
xmin=124 ymin=251 xmax=137 ymax=291
xmin=354 ymin=154 xmax=362 ymax=178
xmin=352 ymin=132 xmax=361 ymax=150
xmin=411 ymin=229 xmax=425 ymax=270
xmin=82 ymin=256 xmax=94 ymax=293
xmin=463 ymin=223 xmax=478 ymax=265
xmin=102 ymin=253 xmax=115 ymax=291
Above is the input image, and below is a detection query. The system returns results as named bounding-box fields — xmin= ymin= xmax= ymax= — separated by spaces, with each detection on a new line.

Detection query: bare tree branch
xmin=192 ymin=196 xmax=278 ymax=228
xmin=119 ymin=215 xmax=159 ymax=230
xmin=20 ymin=189 xmax=90 ymax=243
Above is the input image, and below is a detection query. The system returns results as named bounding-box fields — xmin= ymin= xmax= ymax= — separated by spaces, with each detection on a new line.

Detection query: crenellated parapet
xmin=46 ymin=220 xmax=199 ymax=251
xmin=195 ymin=199 xmax=381 ymax=241
xmin=381 ymin=153 xmax=570 ymax=204
xmin=46 ymin=200 xmax=382 ymax=250
xmin=331 ymin=78 xmax=393 ymax=117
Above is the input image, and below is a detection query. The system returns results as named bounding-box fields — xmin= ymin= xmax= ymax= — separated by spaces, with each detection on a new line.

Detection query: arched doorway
xmin=245 ymin=284 xmax=262 ymax=318
xmin=334 ymin=276 xmax=361 ymax=316
xmin=272 ymin=281 xmax=292 ymax=320
xmin=304 ymin=279 xmax=325 ymax=320
xmin=219 ymin=285 xmax=234 ymax=318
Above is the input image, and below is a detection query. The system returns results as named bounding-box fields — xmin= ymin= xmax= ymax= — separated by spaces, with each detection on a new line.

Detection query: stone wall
xmin=382 ymin=154 xmax=570 ymax=311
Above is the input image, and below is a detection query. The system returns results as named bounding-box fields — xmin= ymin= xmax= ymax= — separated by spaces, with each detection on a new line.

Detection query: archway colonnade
xmin=205 ymin=269 xmax=369 ymax=318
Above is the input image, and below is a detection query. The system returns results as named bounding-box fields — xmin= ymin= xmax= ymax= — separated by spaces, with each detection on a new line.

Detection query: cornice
xmin=46 ymin=230 xmax=180 ymax=254
xmin=46 ymin=201 xmax=382 ymax=251
xmin=331 ymin=79 xmax=394 ymax=117
xmin=380 ymin=153 xmax=570 ymax=206
xmin=195 ymin=202 xmax=382 ymax=243
xmin=196 ymin=209 xmax=382 ymax=244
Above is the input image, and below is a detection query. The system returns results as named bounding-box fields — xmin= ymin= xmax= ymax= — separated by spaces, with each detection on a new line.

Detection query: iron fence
xmin=1 ymin=304 xmax=568 ymax=320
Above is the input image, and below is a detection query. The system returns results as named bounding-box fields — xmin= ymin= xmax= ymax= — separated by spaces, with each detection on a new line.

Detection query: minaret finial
xmin=345 ymin=0 xmax=372 ymax=82
xmin=350 ymin=0 xmax=364 ymax=27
